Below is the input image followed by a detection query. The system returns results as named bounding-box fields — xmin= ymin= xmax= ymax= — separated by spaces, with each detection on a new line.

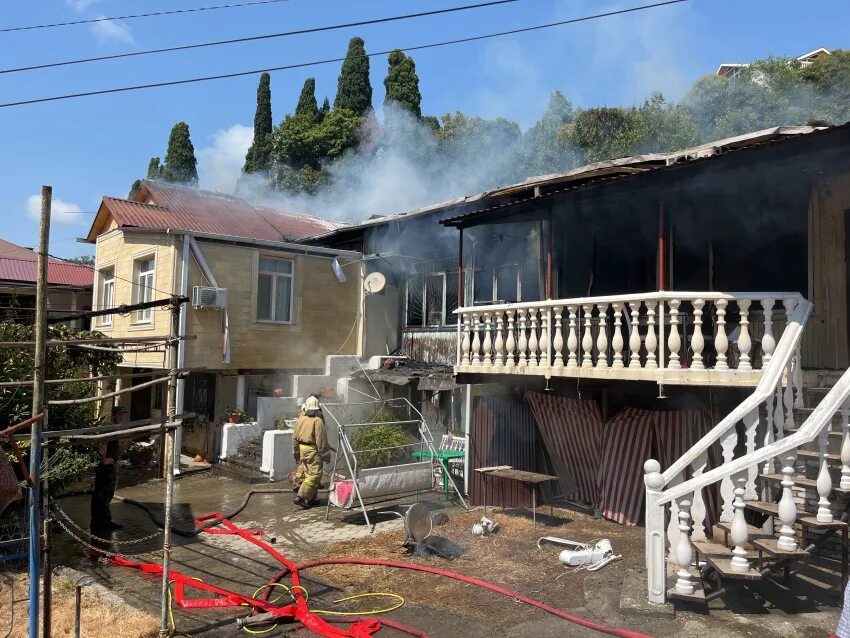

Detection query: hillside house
xmin=84 ymin=180 xmax=362 ymax=460
xmin=313 ymin=123 xmax=850 ymax=605
xmin=0 ymin=238 xmax=93 ymax=328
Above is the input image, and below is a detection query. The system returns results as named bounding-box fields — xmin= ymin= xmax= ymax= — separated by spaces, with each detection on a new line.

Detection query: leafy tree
xmin=334 ymin=37 xmax=372 ymax=115
xmin=146 ymin=157 xmax=163 ymax=179
xmin=244 ymin=73 xmax=274 ymax=174
xmin=383 ymin=50 xmax=422 ymax=118
xmin=635 ymin=92 xmax=700 ymax=153
xmin=64 ymin=255 xmax=95 ymax=266
xmin=801 ymin=49 xmax=850 ymax=123
xmin=295 ymin=77 xmax=320 ymax=121
xmin=518 ymin=90 xmax=576 ymax=175
xmin=161 ymin=122 xmax=199 ymax=184
xmin=0 ymin=323 xmax=121 ymax=494
xmin=319 ymin=97 xmax=331 ymax=121
xmin=559 ymin=107 xmax=646 ymax=163
xmin=129 ymin=179 xmax=142 ymax=199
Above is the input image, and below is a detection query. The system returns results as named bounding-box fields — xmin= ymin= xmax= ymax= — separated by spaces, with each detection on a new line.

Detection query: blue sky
xmin=1 ymin=0 xmax=848 ymax=257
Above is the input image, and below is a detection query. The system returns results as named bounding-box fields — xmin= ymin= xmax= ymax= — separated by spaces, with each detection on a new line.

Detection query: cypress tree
xmin=129 ymin=179 xmax=142 ymax=198
xmin=334 ymin=37 xmax=372 ymax=115
xmin=295 ymin=77 xmax=320 ymax=121
xmin=383 ymin=49 xmax=422 ymax=118
xmin=146 ymin=157 xmax=162 ymax=179
xmin=161 ymin=122 xmax=199 ymax=185
xmin=319 ymin=97 xmax=330 ymax=121
xmin=244 ymin=73 xmax=273 ymax=173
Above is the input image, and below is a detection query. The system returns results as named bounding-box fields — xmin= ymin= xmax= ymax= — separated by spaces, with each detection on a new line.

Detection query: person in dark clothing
xmin=90 ymin=405 xmax=126 ymax=532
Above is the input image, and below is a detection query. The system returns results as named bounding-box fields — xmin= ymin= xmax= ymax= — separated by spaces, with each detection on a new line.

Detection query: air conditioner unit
xmin=192 ymin=286 xmax=227 ymax=309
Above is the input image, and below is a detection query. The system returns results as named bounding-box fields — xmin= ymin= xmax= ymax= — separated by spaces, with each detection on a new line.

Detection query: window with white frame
xmin=99 ymin=267 xmax=115 ymax=326
xmin=256 ymin=256 xmax=294 ymax=323
xmin=405 ymin=269 xmax=460 ymax=327
xmin=133 ymin=256 xmax=155 ymax=323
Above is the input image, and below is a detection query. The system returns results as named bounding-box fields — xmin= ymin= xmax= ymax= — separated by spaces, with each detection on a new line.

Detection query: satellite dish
xmin=332 ymin=257 xmax=347 ymax=283
xmin=404 ymin=502 xmax=433 ymax=545
xmin=364 ymin=272 xmax=386 ymax=295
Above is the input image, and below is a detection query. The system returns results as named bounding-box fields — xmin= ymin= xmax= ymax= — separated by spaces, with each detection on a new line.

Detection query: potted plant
xmin=223 ymin=407 xmax=248 ymax=424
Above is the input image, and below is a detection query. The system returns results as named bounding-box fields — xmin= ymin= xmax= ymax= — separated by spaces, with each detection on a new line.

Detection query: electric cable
xmin=1 ymin=1 xmax=518 ymax=75
xmin=1 ymin=0 xmax=290 ymax=33
xmin=0 ymin=0 xmax=688 ymax=109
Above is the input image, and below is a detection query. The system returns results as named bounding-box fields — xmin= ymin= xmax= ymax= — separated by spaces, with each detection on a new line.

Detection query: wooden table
xmin=474 ymin=466 xmax=559 ymax=525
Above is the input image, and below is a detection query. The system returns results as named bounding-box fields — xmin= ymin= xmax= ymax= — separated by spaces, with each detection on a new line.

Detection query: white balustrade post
xmin=471 ymin=313 xmax=481 ymax=367
xmin=517 ymin=309 xmax=528 ymax=368
xmin=775 ymin=381 xmax=786 ymax=440
xmin=842 ymin=401 xmax=850 ymax=490
xmin=691 ymin=451 xmax=708 ymax=542
xmin=720 ymin=430 xmax=737 ymax=522
xmin=667 ymin=299 xmax=682 ymax=370
xmin=482 ymin=312 xmax=493 ymax=368
xmin=596 ymin=304 xmax=609 ymax=369
xmin=715 ymin=299 xmax=729 ymax=371
xmin=794 ymin=343 xmax=804 ymax=408
xmin=691 ymin=298 xmax=705 ymax=370
xmin=738 ymin=299 xmax=752 ymax=371
xmin=540 ymin=309 xmax=550 ymax=369
xmin=763 ymin=393 xmax=776 ymax=477
xmin=629 ymin=302 xmax=641 ymax=367
xmin=777 ymin=450 xmax=799 ymax=552
xmin=612 ymin=303 xmax=625 ymax=369
xmin=744 ymin=409 xmax=759 ymax=500
xmin=675 ymin=498 xmax=694 ymax=595
xmin=581 ymin=305 xmax=594 ymax=368
xmin=553 ymin=306 xmax=564 ymax=369
xmin=817 ymin=416 xmax=834 ymax=523
xmin=666 ymin=473 xmax=682 ymax=563
xmin=461 ymin=313 xmax=471 ymax=367
xmin=566 ymin=305 xmax=579 ymax=369
xmin=528 ymin=309 xmax=539 ymax=368
xmin=505 ymin=310 xmax=516 ymax=369
xmin=646 ymin=301 xmax=658 ymax=369
xmin=760 ymin=298 xmax=776 ymax=366
xmin=730 ymin=472 xmax=751 ymax=572
xmin=643 ymin=460 xmax=667 ymax=604
xmin=493 ymin=312 xmax=505 ymax=369
xmin=784 ymin=297 xmax=800 ymax=410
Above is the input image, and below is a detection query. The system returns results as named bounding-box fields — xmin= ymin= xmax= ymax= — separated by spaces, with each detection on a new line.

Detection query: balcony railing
xmin=455 ymin=291 xmax=806 ymax=386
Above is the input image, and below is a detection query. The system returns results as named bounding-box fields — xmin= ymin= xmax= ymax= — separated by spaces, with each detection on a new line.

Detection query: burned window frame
xmin=405 ymin=264 xmax=462 ymax=328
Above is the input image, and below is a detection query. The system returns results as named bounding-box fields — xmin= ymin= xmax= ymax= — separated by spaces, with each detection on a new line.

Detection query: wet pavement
xmin=48 ymin=470 xmax=466 ymax=636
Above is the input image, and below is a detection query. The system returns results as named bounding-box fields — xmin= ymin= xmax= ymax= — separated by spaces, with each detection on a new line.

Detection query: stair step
xmin=744 ymin=500 xmax=804 ymax=518
xmin=751 ymin=537 xmax=810 ymax=558
xmin=785 ymin=427 xmax=843 ymax=439
xmin=798 ymin=516 xmax=848 ymax=529
xmin=794 ymin=408 xmax=844 ymax=427
xmin=701 ymin=554 xmax=763 ymax=581
xmin=759 ymin=473 xmax=850 ymax=494
xmin=797 ymin=450 xmax=841 ymax=463
xmin=715 ymin=521 xmax=774 ymax=542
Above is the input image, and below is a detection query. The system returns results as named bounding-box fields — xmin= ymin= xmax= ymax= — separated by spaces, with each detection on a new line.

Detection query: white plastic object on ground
xmin=472 ymin=516 xmax=499 ymax=537
xmin=537 ymin=536 xmax=623 ymax=571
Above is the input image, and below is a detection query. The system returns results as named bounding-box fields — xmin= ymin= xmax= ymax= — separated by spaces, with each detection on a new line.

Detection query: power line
xmin=0 ymin=0 xmax=290 ymax=34
xmin=1 ymin=0 xmax=518 ymax=75
xmin=0 ymin=0 xmax=688 ymax=109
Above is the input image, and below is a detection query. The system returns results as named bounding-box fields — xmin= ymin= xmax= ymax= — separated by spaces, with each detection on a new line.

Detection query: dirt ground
xmin=1 ymin=571 xmax=159 ymax=638
xmin=309 ymin=506 xmax=647 ymax=634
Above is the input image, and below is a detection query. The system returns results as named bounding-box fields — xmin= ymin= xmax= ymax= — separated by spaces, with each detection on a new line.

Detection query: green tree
xmin=383 ymin=50 xmax=422 ymax=118
xmin=64 ymin=255 xmax=95 ymax=266
xmin=559 ymin=107 xmax=647 ymax=163
xmin=319 ymin=97 xmax=331 ymax=121
xmin=334 ymin=37 xmax=372 ymax=115
xmin=635 ymin=92 xmax=700 ymax=153
xmin=295 ymin=77 xmax=320 ymax=121
xmin=518 ymin=91 xmax=576 ymax=175
xmin=244 ymin=73 xmax=274 ymax=174
xmin=146 ymin=157 xmax=162 ymax=179
xmin=801 ymin=49 xmax=850 ymax=123
xmin=0 ymin=323 xmax=121 ymax=494
xmin=161 ymin=122 xmax=198 ymax=184
xmin=129 ymin=179 xmax=142 ymax=198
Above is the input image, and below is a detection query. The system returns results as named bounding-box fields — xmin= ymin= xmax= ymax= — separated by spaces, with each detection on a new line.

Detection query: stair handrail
xmin=659 ymin=360 xmax=848 ymax=505
xmin=659 ymin=295 xmax=811 ymax=485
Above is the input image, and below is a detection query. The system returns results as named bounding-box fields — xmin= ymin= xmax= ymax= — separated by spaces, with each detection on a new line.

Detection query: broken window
xmin=425 ymin=274 xmax=444 ymax=326
xmin=406 ymin=274 xmax=424 ymax=327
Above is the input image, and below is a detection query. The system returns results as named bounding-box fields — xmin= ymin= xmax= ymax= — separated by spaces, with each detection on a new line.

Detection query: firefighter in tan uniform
xmin=292 ymin=396 xmax=331 ymax=509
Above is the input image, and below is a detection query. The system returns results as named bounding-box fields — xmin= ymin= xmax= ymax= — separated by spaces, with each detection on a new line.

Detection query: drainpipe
xmin=236 ymin=374 xmax=246 ymax=412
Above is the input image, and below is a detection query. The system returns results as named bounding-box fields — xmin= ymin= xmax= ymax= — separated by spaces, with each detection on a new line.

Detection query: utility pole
xmin=30 ymin=185 xmax=51 ymax=638
xmin=159 ymin=297 xmax=181 ymax=636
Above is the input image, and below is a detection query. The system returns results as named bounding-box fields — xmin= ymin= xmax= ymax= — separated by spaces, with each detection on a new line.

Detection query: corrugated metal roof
xmin=0 ymin=257 xmax=93 ymax=288
xmin=91 ymin=180 xmax=343 ymax=242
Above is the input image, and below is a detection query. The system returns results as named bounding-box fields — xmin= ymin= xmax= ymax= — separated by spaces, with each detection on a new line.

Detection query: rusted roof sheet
xmin=93 ymin=180 xmax=343 ymax=242
xmin=0 ymin=257 xmax=93 ymax=288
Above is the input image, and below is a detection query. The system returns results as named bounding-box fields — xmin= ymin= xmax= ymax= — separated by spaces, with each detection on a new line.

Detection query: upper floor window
xmin=134 ymin=256 xmax=155 ymax=323
xmin=405 ymin=269 xmax=459 ymax=327
xmin=257 ymin=256 xmax=293 ymax=323
xmin=99 ymin=267 xmax=115 ymax=326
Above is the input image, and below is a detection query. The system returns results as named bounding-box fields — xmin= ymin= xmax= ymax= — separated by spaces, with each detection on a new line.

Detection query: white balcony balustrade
xmin=457 ymin=292 xmax=803 ymax=387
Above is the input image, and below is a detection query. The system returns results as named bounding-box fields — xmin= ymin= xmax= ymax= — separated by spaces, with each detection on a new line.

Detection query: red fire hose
xmin=276 ymin=559 xmax=653 ymax=638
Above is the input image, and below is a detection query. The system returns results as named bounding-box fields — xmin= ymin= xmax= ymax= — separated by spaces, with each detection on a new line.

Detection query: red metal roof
xmin=94 ymin=180 xmax=343 ymax=242
xmin=0 ymin=252 xmax=93 ymax=288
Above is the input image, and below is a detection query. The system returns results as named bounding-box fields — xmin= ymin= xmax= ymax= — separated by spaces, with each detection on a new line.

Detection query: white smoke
xmin=197 ymin=124 xmax=254 ymax=194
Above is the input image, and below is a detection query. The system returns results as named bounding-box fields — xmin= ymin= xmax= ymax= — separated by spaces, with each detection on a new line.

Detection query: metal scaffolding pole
xmin=30 ymin=186 xmax=50 ymax=638
xmin=160 ymin=298 xmax=181 ymax=636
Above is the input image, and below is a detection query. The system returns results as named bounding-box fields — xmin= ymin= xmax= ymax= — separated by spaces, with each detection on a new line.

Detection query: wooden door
xmin=806 ymin=172 xmax=850 ymax=369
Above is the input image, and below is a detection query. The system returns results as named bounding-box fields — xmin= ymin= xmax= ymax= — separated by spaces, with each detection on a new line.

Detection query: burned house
xmin=312 ymin=123 xmax=850 ymax=603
